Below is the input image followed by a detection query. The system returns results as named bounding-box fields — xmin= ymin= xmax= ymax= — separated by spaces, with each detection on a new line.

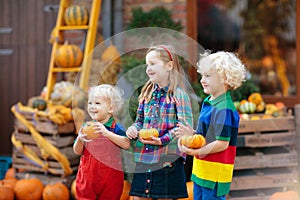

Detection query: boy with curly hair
xmin=176 ymin=50 xmax=246 ymax=199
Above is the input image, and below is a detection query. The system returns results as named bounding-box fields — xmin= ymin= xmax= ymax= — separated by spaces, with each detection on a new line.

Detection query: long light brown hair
xmin=138 ymin=45 xmax=186 ymax=103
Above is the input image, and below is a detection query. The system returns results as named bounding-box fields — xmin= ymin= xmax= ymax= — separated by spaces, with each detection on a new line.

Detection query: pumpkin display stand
xmin=10 ymin=102 xmax=80 ymax=187
xmin=228 ymin=115 xmax=299 ymax=199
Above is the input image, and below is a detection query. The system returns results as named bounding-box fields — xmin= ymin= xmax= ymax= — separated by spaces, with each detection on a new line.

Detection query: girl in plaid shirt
xmin=126 ymin=45 xmax=193 ymax=199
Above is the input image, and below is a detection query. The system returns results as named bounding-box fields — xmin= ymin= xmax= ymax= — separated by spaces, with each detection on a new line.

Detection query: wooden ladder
xmin=45 ymin=0 xmax=102 ymax=101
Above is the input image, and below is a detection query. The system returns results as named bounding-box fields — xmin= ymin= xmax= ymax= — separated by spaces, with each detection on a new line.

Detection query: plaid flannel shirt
xmin=133 ymin=84 xmax=193 ymax=164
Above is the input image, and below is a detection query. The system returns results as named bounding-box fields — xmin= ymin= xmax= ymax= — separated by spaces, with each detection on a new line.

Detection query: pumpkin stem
xmin=25 ymin=173 xmax=29 ymax=180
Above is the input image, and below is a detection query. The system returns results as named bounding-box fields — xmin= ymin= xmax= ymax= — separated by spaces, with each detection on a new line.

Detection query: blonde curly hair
xmin=197 ymin=50 xmax=246 ymax=90
xmin=88 ymin=84 xmax=124 ymax=115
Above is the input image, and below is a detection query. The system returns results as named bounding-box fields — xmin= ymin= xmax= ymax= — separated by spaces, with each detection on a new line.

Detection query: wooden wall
xmin=0 ymin=0 xmax=59 ymax=155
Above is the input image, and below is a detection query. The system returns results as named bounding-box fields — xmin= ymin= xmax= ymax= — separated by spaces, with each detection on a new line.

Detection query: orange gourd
xmin=43 ymin=182 xmax=70 ymax=200
xmin=4 ymin=168 xmax=15 ymax=179
xmin=0 ymin=183 xmax=14 ymax=200
xmin=269 ymin=190 xmax=299 ymax=200
xmin=64 ymin=5 xmax=89 ymax=26
xmin=248 ymin=92 xmax=263 ymax=105
xmin=179 ymin=181 xmax=193 ymax=200
xmin=120 ymin=180 xmax=131 ymax=200
xmin=14 ymin=177 xmax=44 ymax=200
xmin=71 ymin=179 xmax=77 ymax=200
xmin=139 ymin=128 xmax=159 ymax=140
xmin=0 ymin=178 xmax=17 ymax=189
xmin=180 ymin=135 xmax=206 ymax=149
xmin=82 ymin=121 xmax=100 ymax=140
xmin=0 ymin=178 xmax=18 ymax=200
xmin=55 ymin=42 xmax=83 ymax=68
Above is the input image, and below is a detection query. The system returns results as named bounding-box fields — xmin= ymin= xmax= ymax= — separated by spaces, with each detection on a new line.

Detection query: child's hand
xmin=175 ymin=123 xmax=194 ymax=137
xmin=139 ymin=136 xmax=162 ymax=145
xmin=178 ymin=140 xmax=200 ymax=156
xmin=78 ymin=128 xmax=93 ymax=143
xmin=92 ymin=122 xmax=109 ymax=136
xmin=126 ymin=126 xmax=138 ymax=139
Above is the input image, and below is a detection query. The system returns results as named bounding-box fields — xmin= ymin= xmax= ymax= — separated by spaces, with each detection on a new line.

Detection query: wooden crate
xmin=235 ymin=147 xmax=298 ymax=170
xmin=14 ymin=130 xmax=76 ymax=148
xmin=236 ymin=131 xmax=296 ymax=148
xmin=239 ymin=116 xmax=294 ymax=134
xmin=230 ymin=168 xmax=298 ymax=191
xmin=228 ymin=188 xmax=283 ymax=200
xmin=12 ymin=151 xmax=79 ymax=176
xmin=14 ymin=117 xmax=75 ymax=135
xmin=15 ymin=171 xmax=76 ymax=188
xmin=12 ymin=112 xmax=79 ymax=176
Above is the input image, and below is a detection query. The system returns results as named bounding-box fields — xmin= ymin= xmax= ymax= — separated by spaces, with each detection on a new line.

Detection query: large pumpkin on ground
xmin=55 ymin=42 xmax=83 ymax=68
xmin=14 ymin=177 xmax=44 ymax=200
xmin=64 ymin=5 xmax=89 ymax=26
xmin=0 ymin=178 xmax=17 ymax=200
xmin=180 ymin=134 xmax=206 ymax=149
xmin=43 ymin=182 xmax=70 ymax=200
xmin=0 ymin=184 xmax=14 ymax=200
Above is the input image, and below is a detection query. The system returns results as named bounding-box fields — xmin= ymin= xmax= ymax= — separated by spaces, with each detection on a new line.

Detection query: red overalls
xmin=76 ymin=122 xmax=124 ymax=200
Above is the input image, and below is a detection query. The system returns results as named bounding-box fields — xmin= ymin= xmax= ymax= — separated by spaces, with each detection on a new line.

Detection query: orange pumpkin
xmin=248 ymin=92 xmax=263 ymax=105
xmin=82 ymin=121 xmax=100 ymax=140
xmin=0 ymin=184 xmax=14 ymax=200
xmin=70 ymin=179 xmax=77 ymax=200
xmin=180 ymin=134 xmax=206 ymax=149
xmin=139 ymin=128 xmax=159 ymax=140
xmin=179 ymin=181 xmax=193 ymax=200
xmin=0 ymin=178 xmax=17 ymax=189
xmin=269 ymin=190 xmax=299 ymax=200
xmin=120 ymin=180 xmax=131 ymax=200
xmin=64 ymin=5 xmax=89 ymax=26
xmin=4 ymin=168 xmax=15 ymax=179
xmin=55 ymin=42 xmax=83 ymax=68
xmin=43 ymin=182 xmax=70 ymax=200
xmin=14 ymin=177 xmax=44 ymax=200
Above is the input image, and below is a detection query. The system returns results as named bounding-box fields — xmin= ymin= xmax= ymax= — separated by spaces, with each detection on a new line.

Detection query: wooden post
xmin=294 ymin=104 xmax=300 ymax=188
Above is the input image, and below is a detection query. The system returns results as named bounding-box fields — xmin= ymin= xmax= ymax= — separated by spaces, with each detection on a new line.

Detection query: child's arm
xmin=160 ymin=88 xmax=193 ymax=144
xmin=133 ymin=101 xmax=145 ymax=130
xmin=103 ymin=130 xmax=130 ymax=149
xmin=175 ymin=123 xmax=194 ymax=137
xmin=179 ymin=140 xmax=229 ymax=156
xmin=73 ymin=128 xmax=85 ymax=155
xmin=73 ymin=137 xmax=84 ymax=155
xmin=126 ymin=125 xmax=138 ymax=139
xmin=95 ymin=122 xmax=130 ymax=149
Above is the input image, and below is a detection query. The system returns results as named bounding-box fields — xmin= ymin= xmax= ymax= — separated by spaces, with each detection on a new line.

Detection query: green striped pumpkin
xmin=64 ymin=5 xmax=89 ymax=26
xmin=54 ymin=43 xmax=83 ymax=68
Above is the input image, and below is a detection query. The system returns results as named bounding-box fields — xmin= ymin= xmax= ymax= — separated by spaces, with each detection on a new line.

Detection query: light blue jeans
xmin=193 ymin=183 xmax=226 ymax=200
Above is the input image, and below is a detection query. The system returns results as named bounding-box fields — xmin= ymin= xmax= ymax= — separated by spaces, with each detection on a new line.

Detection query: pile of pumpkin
xmin=234 ymin=92 xmax=287 ymax=120
xmin=0 ymin=168 xmax=71 ymax=200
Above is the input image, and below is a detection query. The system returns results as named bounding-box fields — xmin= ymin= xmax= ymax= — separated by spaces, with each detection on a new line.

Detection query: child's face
xmin=200 ymin=69 xmax=226 ymax=100
xmin=146 ymin=51 xmax=171 ymax=87
xmin=87 ymin=94 xmax=112 ymax=123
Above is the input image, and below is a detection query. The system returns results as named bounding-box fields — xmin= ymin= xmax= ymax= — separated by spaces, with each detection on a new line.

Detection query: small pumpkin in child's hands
xmin=139 ymin=128 xmax=159 ymax=140
xmin=82 ymin=121 xmax=100 ymax=140
xmin=180 ymin=134 xmax=206 ymax=149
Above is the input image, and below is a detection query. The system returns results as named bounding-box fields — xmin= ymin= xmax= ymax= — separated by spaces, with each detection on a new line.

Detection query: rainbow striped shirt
xmin=191 ymin=92 xmax=239 ymax=196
